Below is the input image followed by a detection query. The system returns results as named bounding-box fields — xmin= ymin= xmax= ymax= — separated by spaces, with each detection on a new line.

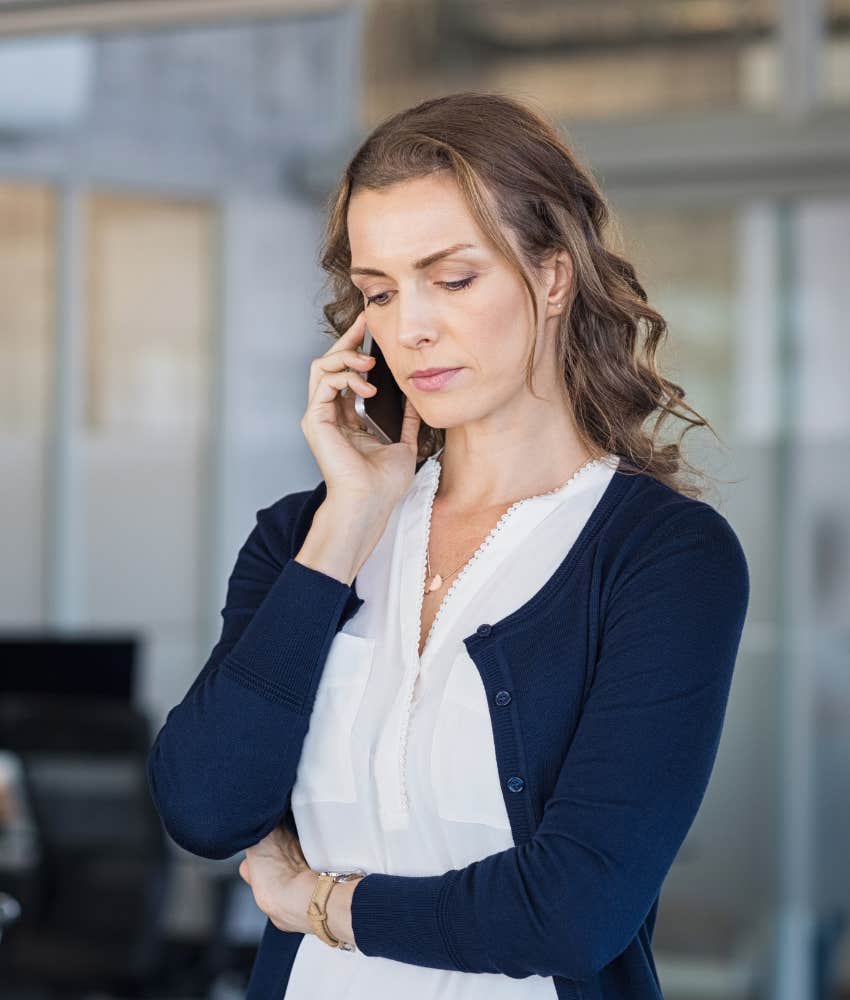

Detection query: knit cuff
xmin=350 ymin=868 xmax=491 ymax=973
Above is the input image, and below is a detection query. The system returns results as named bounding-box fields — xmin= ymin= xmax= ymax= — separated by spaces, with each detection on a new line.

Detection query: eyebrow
xmin=349 ymin=242 xmax=477 ymax=278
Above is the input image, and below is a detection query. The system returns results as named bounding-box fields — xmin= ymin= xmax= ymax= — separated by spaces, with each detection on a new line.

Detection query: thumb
xmin=399 ymin=395 xmax=421 ymax=449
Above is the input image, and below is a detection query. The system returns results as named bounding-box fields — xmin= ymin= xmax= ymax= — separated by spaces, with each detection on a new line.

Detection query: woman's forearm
xmin=295 ymin=497 xmax=391 ymax=587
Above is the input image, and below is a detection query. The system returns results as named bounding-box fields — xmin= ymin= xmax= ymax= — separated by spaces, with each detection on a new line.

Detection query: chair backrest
xmin=0 ymin=694 xmax=169 ymax=974
xmin=0 ymin=694 xmax=166 ymax=859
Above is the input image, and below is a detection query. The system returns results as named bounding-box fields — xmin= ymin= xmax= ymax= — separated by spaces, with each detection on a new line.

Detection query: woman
xmin=147 ymin=92 xmax=750 ymax=1000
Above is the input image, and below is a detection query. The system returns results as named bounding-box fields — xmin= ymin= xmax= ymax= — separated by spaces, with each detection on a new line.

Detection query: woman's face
xmin=347 ymin=173 xmax=558 ymax=435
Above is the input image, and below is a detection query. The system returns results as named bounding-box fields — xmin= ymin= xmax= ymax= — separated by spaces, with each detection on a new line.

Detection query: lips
xmin=409 ymin=368 xmax=462 ymax=391
xmin=409 ymin=367 xmax=458 ymax=378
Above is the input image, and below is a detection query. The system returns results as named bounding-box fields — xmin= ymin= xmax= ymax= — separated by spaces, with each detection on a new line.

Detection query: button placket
xmin=486 ymin=639 xmax=537 ymax=843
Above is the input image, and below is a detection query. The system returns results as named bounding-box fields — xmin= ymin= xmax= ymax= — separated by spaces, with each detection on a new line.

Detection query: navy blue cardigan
xmin=147 ymin=459 xmax=750 ymax=1000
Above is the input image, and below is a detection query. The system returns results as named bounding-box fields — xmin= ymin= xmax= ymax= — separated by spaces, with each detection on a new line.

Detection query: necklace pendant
xmin=427 ymin=573 xmax=443 ymax=592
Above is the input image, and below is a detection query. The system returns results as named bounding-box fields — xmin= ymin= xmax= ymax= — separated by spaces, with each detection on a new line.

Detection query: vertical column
xmin=780 ymin=0 xmax=825 ymax=117
xmin=771 ymin=200 xmax=816 ymax=1000
xmin=45 ymin=182 xmax=85 ymax=628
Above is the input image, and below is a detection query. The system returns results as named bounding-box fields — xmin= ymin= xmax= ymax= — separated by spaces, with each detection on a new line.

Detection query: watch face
xmin=320 ymin=869 xmax=366 ymax=881
xmin=337 ymin=870 xmax=367 ymax=882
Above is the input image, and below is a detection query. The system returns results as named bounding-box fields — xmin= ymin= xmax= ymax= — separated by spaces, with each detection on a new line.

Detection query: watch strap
xmin=307 ymin=870 xmax=366 ymax=950
xmin=307 ymin=873 xmax=340 ymax=948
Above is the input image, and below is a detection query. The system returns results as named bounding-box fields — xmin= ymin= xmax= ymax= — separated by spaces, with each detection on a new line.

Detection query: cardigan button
xmin=494 ymin=690 xmax=512 ymax=706
xmin=506 ymin=776 xmax=525 ymax=793
xmin=476 ymin=623 xmax=492 ymax=636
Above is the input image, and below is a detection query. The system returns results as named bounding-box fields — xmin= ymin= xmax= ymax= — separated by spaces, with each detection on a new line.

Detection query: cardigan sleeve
xmin=146 ymin=492 xmax=364 ymax=860
xmin=350 ymin=505 xmax=750 ymax=982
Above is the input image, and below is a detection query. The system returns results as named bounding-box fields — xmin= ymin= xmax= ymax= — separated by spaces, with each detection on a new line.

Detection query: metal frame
xmin=566 ymin=107 xmax=850 ymax=206
xmin=0 ymin=0 xmax=349 ymax=37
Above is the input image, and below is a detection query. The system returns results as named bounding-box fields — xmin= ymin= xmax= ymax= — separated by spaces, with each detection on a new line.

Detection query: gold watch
xmin=307 ymin=869 xmax=366 ymax=951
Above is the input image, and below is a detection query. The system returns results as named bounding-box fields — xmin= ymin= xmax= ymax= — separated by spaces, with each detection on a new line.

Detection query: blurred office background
xmin=0 ymin=0 xmax=848 ymax=998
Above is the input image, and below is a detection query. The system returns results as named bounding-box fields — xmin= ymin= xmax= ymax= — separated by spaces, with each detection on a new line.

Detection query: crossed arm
xmin=148 ymin=497 xmax=749 ymax=982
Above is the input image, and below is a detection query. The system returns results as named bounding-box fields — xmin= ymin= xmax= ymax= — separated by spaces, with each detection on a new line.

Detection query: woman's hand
xmin=301 ymin=309 xmax=423 ymax=509
xmin=238 ymin=824 xmax=317 ymax=936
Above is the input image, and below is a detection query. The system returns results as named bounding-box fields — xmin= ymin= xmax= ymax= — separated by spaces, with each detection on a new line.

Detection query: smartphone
xmin=353 ymin=325 xmax=407 ymax=444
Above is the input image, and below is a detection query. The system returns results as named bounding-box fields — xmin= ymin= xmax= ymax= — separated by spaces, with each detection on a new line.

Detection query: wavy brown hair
xmin=318 ymin=91 xmax=725 ymax=500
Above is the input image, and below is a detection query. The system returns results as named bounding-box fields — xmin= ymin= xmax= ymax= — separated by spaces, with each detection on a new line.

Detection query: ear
xmin=543 ymin=249 xmax=573 ymax=318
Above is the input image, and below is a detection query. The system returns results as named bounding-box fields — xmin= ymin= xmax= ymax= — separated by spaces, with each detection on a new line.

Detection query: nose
xmin=394 ymin=297 xmax=439 ymax=352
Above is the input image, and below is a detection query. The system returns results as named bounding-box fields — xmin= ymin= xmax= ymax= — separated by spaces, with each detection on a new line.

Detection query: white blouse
xmin=283 ymin=446 xmax=620 ymax=999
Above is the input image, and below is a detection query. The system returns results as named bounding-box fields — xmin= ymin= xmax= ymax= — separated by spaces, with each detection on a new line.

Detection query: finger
xmin=309 ymin=342 xmax=374 ymax=400
xmin=338 ymin=354 xmax=376 ymax=397
xmin=332 ymin=382 xmax=373 ymax=439
xmin=308 ymin=369 xmax=377 ymax=417
xmin=336 ymin=309 xmax=368 ymax=347
xmin=316 ymin=311 xmax=368 ymax=371
xmin=314 ymin=345 xmax=374 ymax=376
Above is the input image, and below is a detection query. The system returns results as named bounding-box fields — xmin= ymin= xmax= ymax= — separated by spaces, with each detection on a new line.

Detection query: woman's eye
xmin=441 ymin=276 xmax=476 ymax=293
xmin=365 ymin=275 xmax=476 ymax=308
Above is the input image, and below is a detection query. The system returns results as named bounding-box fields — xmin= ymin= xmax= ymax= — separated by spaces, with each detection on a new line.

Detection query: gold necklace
xmin=424 ymin=510 xmax=509 ymax=593
xmin=424 ymin=454 xmax=603 ymax=593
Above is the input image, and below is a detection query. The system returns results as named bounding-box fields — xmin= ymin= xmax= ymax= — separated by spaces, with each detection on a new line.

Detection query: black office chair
xmin=0 ymin=694 xmax=171 ymax=998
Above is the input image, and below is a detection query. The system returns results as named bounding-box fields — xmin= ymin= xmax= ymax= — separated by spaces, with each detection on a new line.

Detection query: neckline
xmin=417 ymin=453 xmax=618 ymax=658
xmin=455 ymin=461 xmax=635 ymax=642
xmin=334 ymin=459 xmax=638 ymax=635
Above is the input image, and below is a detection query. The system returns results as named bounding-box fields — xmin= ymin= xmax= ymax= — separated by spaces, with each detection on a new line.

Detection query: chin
xmin=420 ymin=409 xmax=472 ymax=431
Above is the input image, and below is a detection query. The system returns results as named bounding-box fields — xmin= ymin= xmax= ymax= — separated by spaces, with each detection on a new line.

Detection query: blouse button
xmin=476 ymin=623 xmax=492 ymax=636
xmin=506 ymin=776 xmax=525 ymax=793
xmin=494 ymin=690 xmax=512 ymax=706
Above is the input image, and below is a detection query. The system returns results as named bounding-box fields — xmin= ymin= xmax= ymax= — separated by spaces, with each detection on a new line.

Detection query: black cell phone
xmin=353 ymin=325 xmax=407 ymax=444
